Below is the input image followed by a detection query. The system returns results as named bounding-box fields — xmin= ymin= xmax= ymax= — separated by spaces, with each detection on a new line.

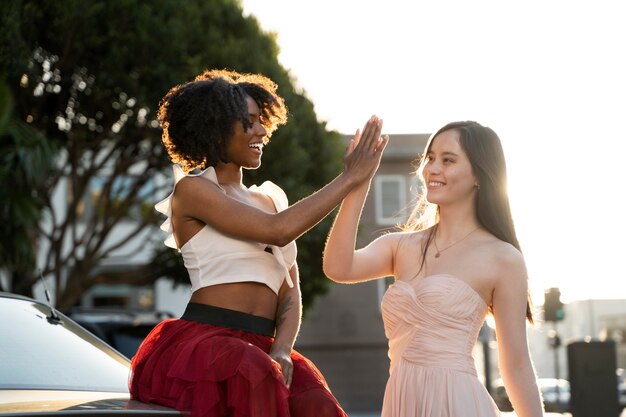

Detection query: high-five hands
xmin=343 ymin=115 xmax=389 ymax=185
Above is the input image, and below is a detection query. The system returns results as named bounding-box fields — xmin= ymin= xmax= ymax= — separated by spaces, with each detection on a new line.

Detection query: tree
xmin=0 ymin=79 xmax=56 ymax=295
xmin=0 ymin=0 xmax=345 ymax=311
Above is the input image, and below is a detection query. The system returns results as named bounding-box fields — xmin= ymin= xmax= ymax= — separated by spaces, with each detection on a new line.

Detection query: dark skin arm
xmin=172 ymin=117 xmax=387 ymax=247
xmin=269 ymin=263 xmax=301 ymax=387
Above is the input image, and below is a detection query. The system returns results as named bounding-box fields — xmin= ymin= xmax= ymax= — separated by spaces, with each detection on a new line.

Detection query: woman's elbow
xmin=269 ymin=235 xmax=292 ymax=247
xmin=322 ymin=260 xmax=346 ymax=283
xmin=322 ymin=267 xmax=336 ymax=282
xmin=262 ymin=221 xmax=295 ymax=247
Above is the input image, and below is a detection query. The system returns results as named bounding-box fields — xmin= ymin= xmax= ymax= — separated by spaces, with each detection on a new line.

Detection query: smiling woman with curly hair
xmin=158 ymin=69 xmax=287 ymax=172
xmin=130 ymin=68 xmax=388 ymax=417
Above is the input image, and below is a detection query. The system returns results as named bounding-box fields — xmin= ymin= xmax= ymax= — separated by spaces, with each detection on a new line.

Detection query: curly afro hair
xmin=157 ymin=69 xmax=288 ymax=172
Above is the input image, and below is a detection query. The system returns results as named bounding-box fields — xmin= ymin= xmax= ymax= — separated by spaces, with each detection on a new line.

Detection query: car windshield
xmin=0 ymin=296 xmax=130 ymax=392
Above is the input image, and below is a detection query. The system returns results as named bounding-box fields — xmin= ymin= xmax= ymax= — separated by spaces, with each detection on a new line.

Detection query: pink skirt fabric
xmin=130 ymin=318 xmax=347 ymax=417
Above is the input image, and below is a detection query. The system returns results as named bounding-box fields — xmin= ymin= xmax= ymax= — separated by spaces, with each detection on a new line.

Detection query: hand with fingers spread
xmin=343 ymin=115 xmax=389 ymax=186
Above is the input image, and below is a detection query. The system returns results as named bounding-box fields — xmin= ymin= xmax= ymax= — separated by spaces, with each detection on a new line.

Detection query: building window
xmin=374 ymin=175 xmax=406 ymax=225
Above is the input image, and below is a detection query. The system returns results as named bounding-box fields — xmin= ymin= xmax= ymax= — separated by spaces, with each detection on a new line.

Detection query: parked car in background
xmin=492 ymin=378 xmax=570 ymax=413
xmin=538 ymin=378 xmax=571 ymax=413
xmin=62 ymin=307 xmax=173 ymax=359
xmin=0 ymin=292 xmax=182 ymax=416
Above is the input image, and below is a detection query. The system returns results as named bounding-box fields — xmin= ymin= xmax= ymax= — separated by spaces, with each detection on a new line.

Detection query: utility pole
xmin=544 ymin=287 xmax=565 ymax=409
xmin=547 ymin=326 xmax=562 ymax=407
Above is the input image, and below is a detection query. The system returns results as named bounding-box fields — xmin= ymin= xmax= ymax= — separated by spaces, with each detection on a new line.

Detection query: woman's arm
xmin=322 ymin=179 xmax=397 ymax=283
xmin=174 ymin=116 xmax=388 ymax=247
xmin=492 ymin=248 xmax=544 ymax=417
xmin=269 ymin=263 xmax=302 ymax=387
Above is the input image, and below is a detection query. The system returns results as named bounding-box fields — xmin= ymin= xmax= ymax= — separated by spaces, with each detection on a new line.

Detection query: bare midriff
xmin=189 ymin=282 xmax=278 ymax=320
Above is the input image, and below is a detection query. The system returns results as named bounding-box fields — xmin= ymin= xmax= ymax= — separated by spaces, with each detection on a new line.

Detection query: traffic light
xmin=544 ymin=287 xmax=565 ymax=321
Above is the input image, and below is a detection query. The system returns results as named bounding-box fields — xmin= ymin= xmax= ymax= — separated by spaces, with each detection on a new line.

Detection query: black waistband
xmin=181 ymin=303 xmax=276 ymax=337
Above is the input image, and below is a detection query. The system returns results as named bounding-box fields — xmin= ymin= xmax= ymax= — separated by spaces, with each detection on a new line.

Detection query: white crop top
xmin=155 ymin=165 xmax=297 ymax=295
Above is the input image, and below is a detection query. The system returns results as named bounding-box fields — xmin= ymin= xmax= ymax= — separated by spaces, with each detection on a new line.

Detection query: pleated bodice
xmin=380 ymin=274 xmax=500 ymax=417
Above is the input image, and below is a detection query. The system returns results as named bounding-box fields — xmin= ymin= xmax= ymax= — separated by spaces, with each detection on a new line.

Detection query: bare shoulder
xmin=484 ymin=238 xmax=527 ymax=282
xmin=390 ymin=228 xmax=433 ymax=280
xmin=175 ymin=175 xmax=222 ymax=195
xmin=390 ymin=228 xmax=433 ymax=258
xmin=171 ymin=175 xmax=225 ymax=218
xmin=388 ymin=228 xmax=432 ymax=248
xmin=364 ymin=230 xmax=408 ymax=249
xmin=356 ymin=230 xmax=421 ymax=257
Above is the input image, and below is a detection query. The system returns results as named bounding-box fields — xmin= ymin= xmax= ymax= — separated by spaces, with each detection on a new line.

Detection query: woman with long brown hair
xmin=323 ymin=121 xmax=543 ymax=417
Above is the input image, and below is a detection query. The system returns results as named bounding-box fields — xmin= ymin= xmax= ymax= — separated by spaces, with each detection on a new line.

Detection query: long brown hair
xmin=403 ymin=121 xmax=534 ymax=323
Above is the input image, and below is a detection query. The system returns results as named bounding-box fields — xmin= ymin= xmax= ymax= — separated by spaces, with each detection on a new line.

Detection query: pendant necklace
xmin=433 ymin=225 xmax=481 ymax=258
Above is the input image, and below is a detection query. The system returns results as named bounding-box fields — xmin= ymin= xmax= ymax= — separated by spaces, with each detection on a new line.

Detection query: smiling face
xmin=225 ymin=96 xmax=268 ymax=170
xmin=422 ymin=129 xmax=478 ymax=208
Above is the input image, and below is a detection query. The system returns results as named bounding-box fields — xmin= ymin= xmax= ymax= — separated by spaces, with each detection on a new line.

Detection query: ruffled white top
xmin=155 ymin=165 xmax=297 ymax=295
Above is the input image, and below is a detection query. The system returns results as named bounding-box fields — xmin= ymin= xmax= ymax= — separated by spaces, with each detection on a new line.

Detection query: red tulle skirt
xmin=130 ymin=318 xmax=347 ymax=417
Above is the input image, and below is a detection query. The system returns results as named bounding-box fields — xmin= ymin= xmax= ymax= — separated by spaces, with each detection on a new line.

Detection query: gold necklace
xmin=433 ymin=225 xmax=480 ymax=258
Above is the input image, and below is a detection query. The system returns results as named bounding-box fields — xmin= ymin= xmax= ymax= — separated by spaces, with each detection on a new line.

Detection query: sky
xmin=240 ymin=0 xmax=626 ymax=304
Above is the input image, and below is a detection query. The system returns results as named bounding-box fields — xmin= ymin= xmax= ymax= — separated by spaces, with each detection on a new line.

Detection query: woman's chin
xmin=243 ymin=161 xmax=262 ymax=170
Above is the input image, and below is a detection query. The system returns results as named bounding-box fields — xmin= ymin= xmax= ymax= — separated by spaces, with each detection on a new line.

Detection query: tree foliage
xmin=0 ymin=0 xmax=345 ymax=311
xmin=0 ymin=79 xmax=56 ymax=295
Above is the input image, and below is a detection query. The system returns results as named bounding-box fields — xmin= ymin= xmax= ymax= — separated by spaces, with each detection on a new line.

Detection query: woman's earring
xmin=475 ymin=183 xmax=480 ymax=190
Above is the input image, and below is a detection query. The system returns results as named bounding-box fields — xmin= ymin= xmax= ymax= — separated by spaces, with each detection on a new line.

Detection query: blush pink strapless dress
xmin=381 ymin=274 xmax=501 ymax=417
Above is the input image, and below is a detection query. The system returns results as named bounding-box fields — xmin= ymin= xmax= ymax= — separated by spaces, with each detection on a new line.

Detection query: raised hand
xmin=343 ymin=115 xmax=389 ymax=186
